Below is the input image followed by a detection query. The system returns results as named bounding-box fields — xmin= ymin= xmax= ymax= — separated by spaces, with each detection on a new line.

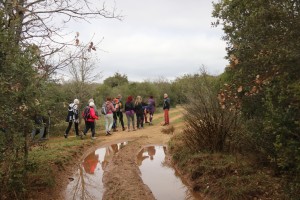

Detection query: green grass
xmin=172 ymin=116 xmax=184 ymax=124
xmin=28 ymin=136 xmax=94 ymax=189
xmin=151 ymin=110 xmax=183 ymax=125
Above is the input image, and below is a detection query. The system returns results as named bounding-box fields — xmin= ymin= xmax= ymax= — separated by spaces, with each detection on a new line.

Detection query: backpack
xmin=83 ymin=106 xmax=91 ymax=120
xmin=101 ymin=102 xmax=107 ymax=115
xmin=66 ymin=103 xmax=76 ymax=122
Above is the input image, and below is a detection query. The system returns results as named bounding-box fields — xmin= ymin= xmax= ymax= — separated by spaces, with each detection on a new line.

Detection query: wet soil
xmin=51 ymin=107 xmax=187 ymax=200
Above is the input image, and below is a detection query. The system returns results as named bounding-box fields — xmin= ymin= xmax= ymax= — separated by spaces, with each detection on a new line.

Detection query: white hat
xmin=89 ymin=102 xmax=95 ymax=107
xmin=74 ymin=99 xmax=79 ymax=104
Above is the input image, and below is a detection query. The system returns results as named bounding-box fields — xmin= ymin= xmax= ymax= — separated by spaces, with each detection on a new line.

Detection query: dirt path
xmin=44 ymin=107 xmax=185 ymax=200
xmin=85 ymin=107 xmax=184 ymax=199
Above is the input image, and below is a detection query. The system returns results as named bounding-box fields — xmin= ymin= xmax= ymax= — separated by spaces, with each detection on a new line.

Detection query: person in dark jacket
xmin=134 ymin=96 xmax=144 ymax=129
xmin=112 ymin=98 xmax=119 ymax=132
xmin=64 ymin=99 xmax=80 ymax=138
xmin=116 ymin=94 xmax=126 ymax=131
xmin=162 ymin=93 xmax=170 ymax=126
xmin=125 ymin=96 xmax=135 ymax=131
xmin=147 ymin=95 xmax=156 ymax=125
xmin=32 ymin=114 xmax=48 ymax=140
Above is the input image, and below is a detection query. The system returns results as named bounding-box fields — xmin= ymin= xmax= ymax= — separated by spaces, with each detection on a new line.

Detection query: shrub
xmin=182 ymin=71 xmax=240 ymax=153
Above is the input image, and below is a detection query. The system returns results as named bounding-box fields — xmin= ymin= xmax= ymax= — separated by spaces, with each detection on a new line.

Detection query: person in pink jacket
xmin=104 ymin=97 xmax=116 ymax=135
xmin=82 ymin=101 xmax=99 ymax=139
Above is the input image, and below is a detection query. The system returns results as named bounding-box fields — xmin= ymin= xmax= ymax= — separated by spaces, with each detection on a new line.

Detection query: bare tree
xmin=68 ymin=39 xmax=102 ymax=83
xmin=0 ymin=0 xmax=121 ymax=76
xmin=0 ymin=2 xmax=119 ymax=198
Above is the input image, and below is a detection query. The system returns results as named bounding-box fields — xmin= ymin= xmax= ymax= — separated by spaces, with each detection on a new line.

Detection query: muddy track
xmin=99 ymin=108 xmax=184 ymax=199
xmin=49 ymin=107 xmax=185 ymax=200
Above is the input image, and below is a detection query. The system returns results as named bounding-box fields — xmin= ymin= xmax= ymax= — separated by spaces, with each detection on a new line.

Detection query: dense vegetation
xmin=213 ymin=0 xmax=300 ymax=197
xmin=1 ymin=0 xmax=299 ymax=199
xmin=170 ymin=1 xmax=299 ymax=199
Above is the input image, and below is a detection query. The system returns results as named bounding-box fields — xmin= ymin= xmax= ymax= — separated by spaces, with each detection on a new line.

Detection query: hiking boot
xmin=106 ymin=131 xmax=111 ymax=136
xmin=64 ymin=134 xmax=68 ymax=139
xmin=122 ymin=127 xmax=126 ymax=131
xmin=91 ymin=137 xmax=97 ymax=140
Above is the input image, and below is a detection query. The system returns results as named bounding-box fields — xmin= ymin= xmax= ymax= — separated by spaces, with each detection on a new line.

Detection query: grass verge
xmin=169 ymin=133 xmax=286 ymax=200
xmin=27 ymin=136 xmax=94 ymax=197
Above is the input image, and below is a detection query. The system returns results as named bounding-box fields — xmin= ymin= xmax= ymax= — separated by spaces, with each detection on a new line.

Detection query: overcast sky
xmin=62 ymin=0 xmax=228 ymax=82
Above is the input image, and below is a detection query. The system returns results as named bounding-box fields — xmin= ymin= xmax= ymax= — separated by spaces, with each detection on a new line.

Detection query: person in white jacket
xmin=64 ymin=99 xmax=80 ymax=138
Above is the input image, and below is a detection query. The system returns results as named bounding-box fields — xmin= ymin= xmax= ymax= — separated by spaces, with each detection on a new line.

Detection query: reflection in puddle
xmin=65 ymin=142 xmax=128 ymax=200
xmin=137 ymin=146 xmax=200 ymax=200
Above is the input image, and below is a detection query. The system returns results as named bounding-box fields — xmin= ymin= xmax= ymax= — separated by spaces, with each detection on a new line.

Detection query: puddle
xmin=65 ymin=142 xmax=128 ymax=200
xmin=137 ymin=145 xmax=201 ymax=200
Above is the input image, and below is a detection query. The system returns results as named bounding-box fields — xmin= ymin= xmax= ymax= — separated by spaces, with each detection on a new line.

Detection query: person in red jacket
xmin=82 ymin=101 xmax=99 ymax=139
xmin=82 ymin=151 xmax=99 ymax=174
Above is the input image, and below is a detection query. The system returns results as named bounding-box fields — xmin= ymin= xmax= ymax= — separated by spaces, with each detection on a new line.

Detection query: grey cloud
xmin=63 ymin=0 xmax=227 ymax=82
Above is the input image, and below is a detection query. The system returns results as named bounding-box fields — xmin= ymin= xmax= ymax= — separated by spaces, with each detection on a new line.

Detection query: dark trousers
xmin=149 ymin=111 xmax=154 ymax=122
xmin=32 ymin=126 xmax=47 ymax=139
xmin=112 ymin=112 xmax=118 ymax=129
xmin=65 ymin=121 xmax=79 ymax=136
xmin=83 ymin=121 xmax=96 ymax=137
xmin=117 ymin=111 xmax=125 ymax=128
xmin=136 ymin=113 xmax=144 ymax=128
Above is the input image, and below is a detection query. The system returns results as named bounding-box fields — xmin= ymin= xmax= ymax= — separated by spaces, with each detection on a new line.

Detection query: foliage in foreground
xmin=169 ymin=134 xmax=286 ymax=200
xmin=0 ymin=17 xmax=42 ymax=199
xmin=212 ymin=0 xmax=300 ymax=197
xmin=181 ymin=71 xmax=240 ymax=153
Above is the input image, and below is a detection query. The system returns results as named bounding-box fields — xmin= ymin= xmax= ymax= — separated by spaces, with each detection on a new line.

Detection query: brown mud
xmin=40 ymin=107 xmax=192 ymax=200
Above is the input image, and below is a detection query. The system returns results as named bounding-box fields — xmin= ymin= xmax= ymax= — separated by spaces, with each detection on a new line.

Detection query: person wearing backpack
xmin=116 ymin=94 xmax=126 ymax=131
xmin=88 ymin=98 xmax=99 ymax=116
xmin=64 ymin=99 xmax=80 ymax=138
xmin=83 ymin=99 xmax=98 ymax=121
xmin=162 ymin=93 xmax=170 ymax=126
xmin=125 ymin=95 xmax=136 ymax=132
xmin=104 ymin=97 xmax=116 ymax=136
xmin=82 ymin=101 xmax=99 ymax=139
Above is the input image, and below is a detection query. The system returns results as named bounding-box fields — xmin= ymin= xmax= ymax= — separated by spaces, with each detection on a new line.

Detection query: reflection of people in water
xmin=147 ymin=146 xmax=156 ymax=160
xmin=111 ymin=144 xmax=119 ymax=153
xmin=101 ymin=160 xmax=108 ymax=170
xmin=101 ymin=146 xmax=114 ymax=170
xmin=137 ymin=148 xmax=149 ymax=166
xmin=163 ymin=146 xmax=167 ymax=155
xmin=82 ymin=152 xmax=99 ymax=174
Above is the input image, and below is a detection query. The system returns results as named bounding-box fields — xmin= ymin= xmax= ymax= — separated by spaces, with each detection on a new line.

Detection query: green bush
xmin=181 ymin=71 xmax=241 ymax=153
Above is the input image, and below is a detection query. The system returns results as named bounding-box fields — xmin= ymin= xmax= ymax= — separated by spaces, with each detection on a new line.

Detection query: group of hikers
xmin=64 ymin=94 xmax=171 ymax=139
